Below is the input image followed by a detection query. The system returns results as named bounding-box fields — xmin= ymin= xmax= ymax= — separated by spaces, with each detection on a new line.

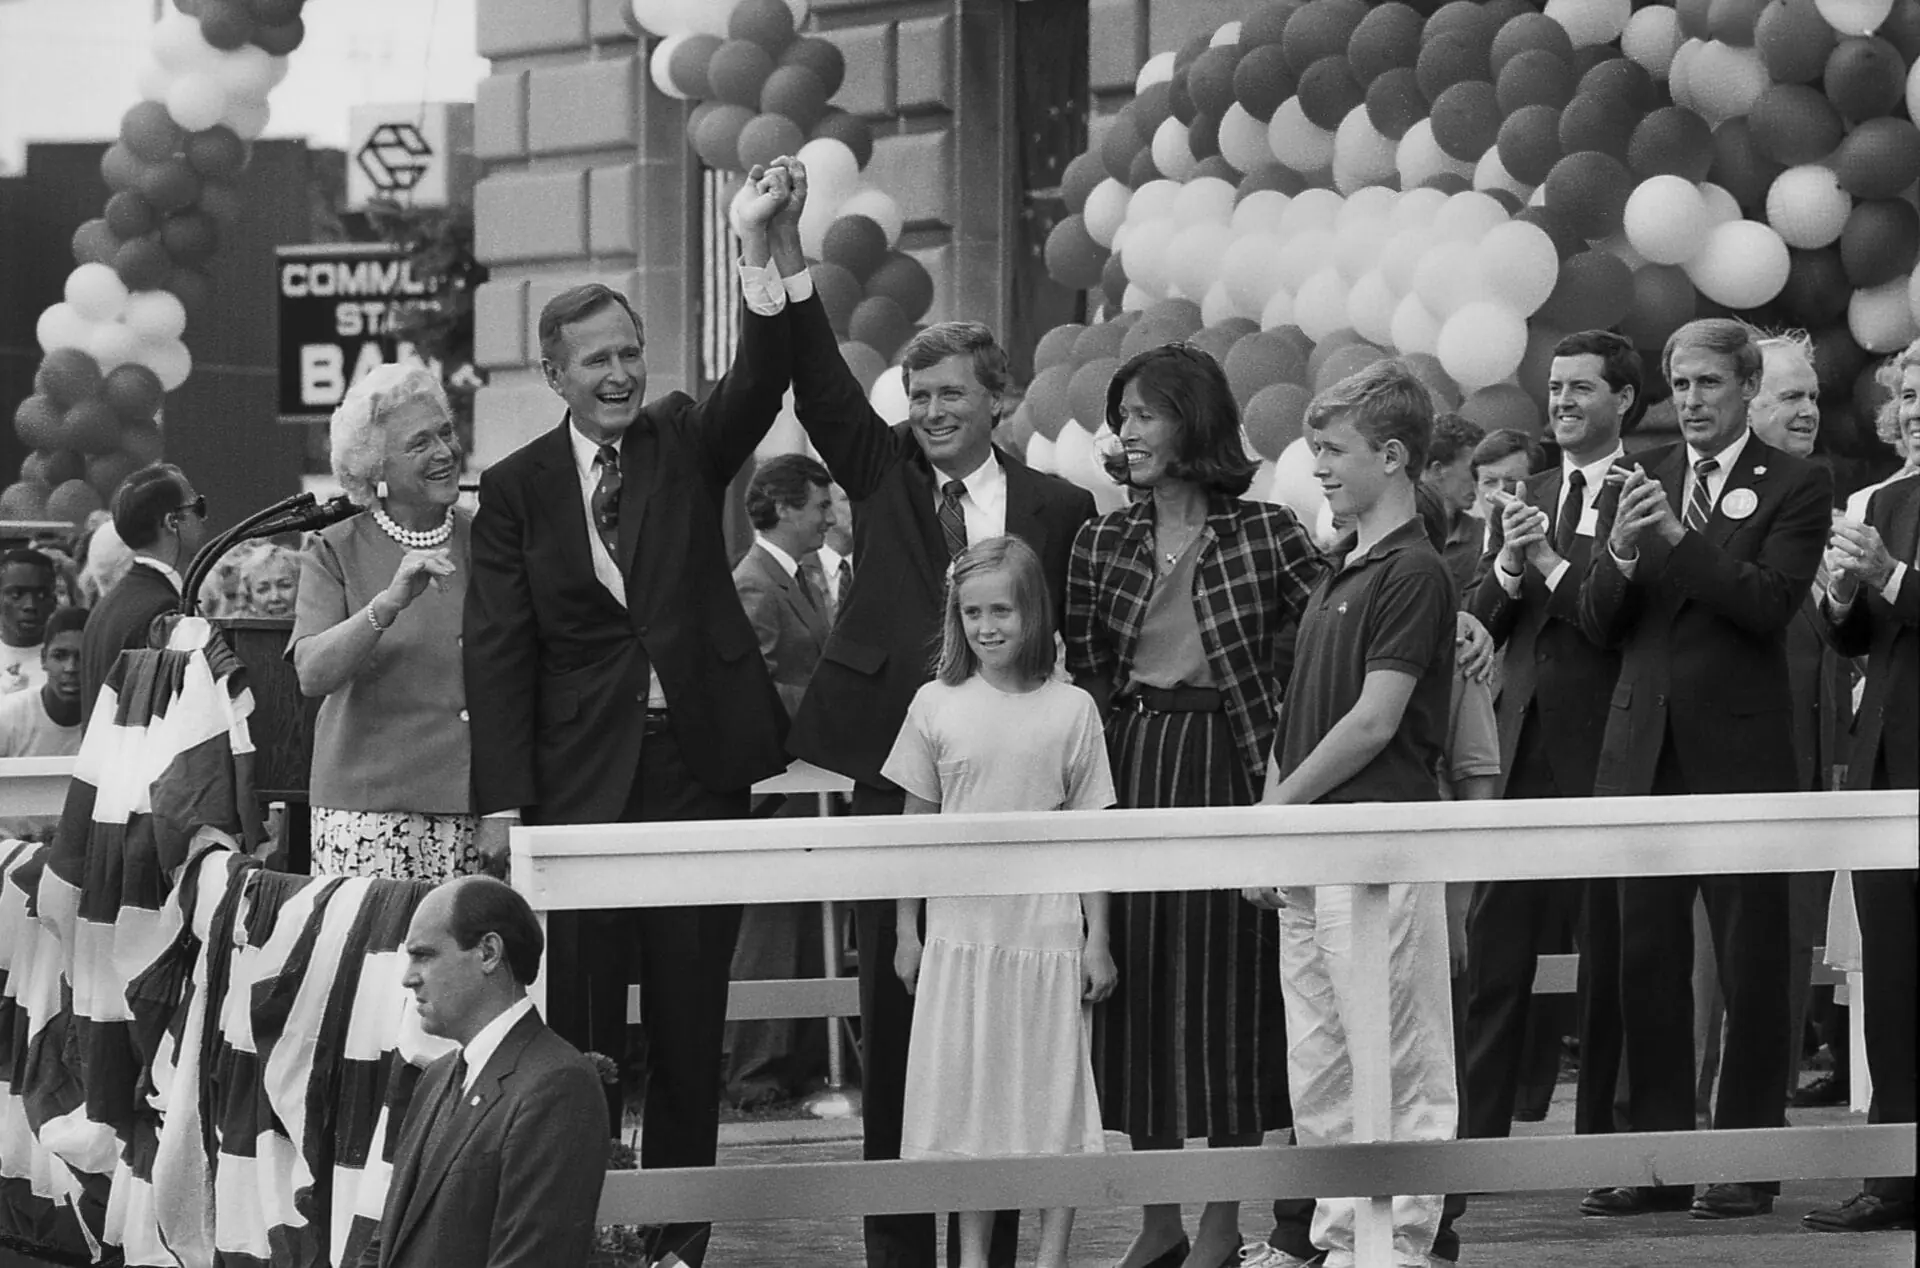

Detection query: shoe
xmin=1512 ymin=1104 xmax=1548 ymax=1123
xmin=1114 ymin=1237 xmax=1190 ymax=1268
xmin=1791 ymin=1073 xmax=1848 ymax=1107
xmin=1237 ymin=1242 xmax=1323 ymax=1267
xmin=1690 ymin=1182 xmax=1775 ymax=1219
xmin=1803 ymin=1191 xmax=1917 ymax=1232
xmin=1579 ymin=1185 xmax=1692 ymax=1217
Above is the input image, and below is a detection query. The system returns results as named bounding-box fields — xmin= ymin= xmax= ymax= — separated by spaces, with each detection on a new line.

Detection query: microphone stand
xmin=182 ymin=493 xmax=361 ymax=616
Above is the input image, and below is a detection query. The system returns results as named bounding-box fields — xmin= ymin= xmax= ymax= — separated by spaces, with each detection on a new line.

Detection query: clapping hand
xmin=1606 ymin=465 xmax=1681 ymax=558
xmin=1827 ymin=516 xmax=1896 ymax=600
xmin=734 ymin=162 xmax=792 ymax=234
xmin=767 ymin=154 xmax=808 ymax=234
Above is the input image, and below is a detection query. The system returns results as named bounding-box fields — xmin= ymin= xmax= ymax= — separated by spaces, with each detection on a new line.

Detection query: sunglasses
xmin=174 ymin=494 xmax=208 ymax=520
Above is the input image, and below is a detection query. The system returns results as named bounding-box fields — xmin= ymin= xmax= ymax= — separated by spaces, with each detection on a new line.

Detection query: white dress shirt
xmin=1499 ymin=444 xmax=1623 ymax=596
xmin=460 ymin=995 xmax=534 ymax=1092
xmin=753 ymin=535 xmax=800 ymax=579
xmin=133 ymin=556 xmax=184 ymax=593
xmin=932 ymin=450 xmax=1008 ymax=546
xmin=817 ymin=542 xmax=852 ymax=609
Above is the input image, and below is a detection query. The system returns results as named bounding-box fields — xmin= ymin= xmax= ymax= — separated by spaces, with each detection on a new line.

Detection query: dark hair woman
xmin=1066 ymin=344 xmax=1326 ymax=1268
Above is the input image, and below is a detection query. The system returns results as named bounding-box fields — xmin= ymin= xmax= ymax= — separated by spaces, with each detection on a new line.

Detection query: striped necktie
xmin=938 ymin=480 xmax=968 ymax=559
xmin=1683 ymin=457 xmax=1719 ymax=533
xmin=591 ymin=444 xmax=621 ymax=557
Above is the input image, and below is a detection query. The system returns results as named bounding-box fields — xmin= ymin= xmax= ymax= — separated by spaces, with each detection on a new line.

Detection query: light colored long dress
xmin=881 ymin=675 xmax=1116 ymax=1160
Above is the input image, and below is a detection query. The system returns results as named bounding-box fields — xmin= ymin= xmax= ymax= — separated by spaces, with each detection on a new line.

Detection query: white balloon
xmin=1151 ymin=117 xmax=1199 ymax=182
xmin=1126 ymin=179 xmax=1182 ymax=226
xmin=1696 ymin=182 xmax=1744 ymax=229
xmin=150 ymin=9 xmax=220 ymax=73
xmin=650 ymin=34 xmax=693 ymax=100
xmin=1268 ymin=99 xmax=1335 ymax=173
xmin=1120 ymin=216 xmax=1177 ymax=296
xmin=1413 ymin=246 xmax=1487 ymax=318
xmin=1168 ymin=222 xmax=1235 ymax=304
xmin=166 ymin=73 xmax=230 ymax=133
xmin=1260 ymin=286 xmax=1298 ymax=331
xmin=1201 ymin=280 xmax=1239 ymax=327
xmin=1910 ymin=57 xmax=1920 ymax=128
xmin=1379 ymin=230 xmax=1430 ymax=293
xmin=1084 ymin=179 xmax=1131 ymax=248
xmin=135 ymin=59 xmax=173 ymax=104
xmin=1851 ymin=275 xmax=1920 ymax=352
xmin=797 ymin=137 xmax=859 ymax=208
xmin=1136 ymin=51 xmax=1177 ymax=94
xmin=1476 ymin=220 xmax=1560 ymax=316
xmin=1684 ymin=220 xmax=1790 ymax=309
xmin=1622 ymin=5 xmax=1684 ymax=77
xmin=1270 ymin=437 xmax=1325 ymax=524
xmin=1218 ymin=103 xmax=1273 ymax=176
xmin=1120 ymin=283 xmax=1152 ymax=312
xmin=869 ymin=365 xmax=909 ymax=423
xmin=1390 ymin=186 xmax=1449 ymax=232
xmin=1544 ymin=0 xmax=1633 ymax=47
xmin=1333 ymin=106 xmax=1398 ymax=190
xmin=1333 ymin=216 xmax=1386 ymax=282
xmin=839 ymin=187 xmax=904 ymax=246
xmin=675 ymin=0 xmax=735 ymax=38
xmin=1390 ymin=292 xmax=1442 ymax=356
xmin=1766 ymin=166 xmax=1853 ymax=250
xmin=1278 ymin=188 xmax=1344 ymax=236
xmin=1274 ymin=228 xmax=1335 ymax=291
xmin=1473 ymin=146 xmax=1532 ymax=201
xmin=785 ymin=0 xmax=810 ymax=25
xmin=1910 ymin=267 xmax=1920 ymax=328
xmin=211 ymin=46 xmax=276 ymax=100
xmin=267 ymin=55 xmax=292 ymax=90
xmin=1687 ymin=40 xmax=1769 ymax=127
xmin=35 ymin=303 xmax=92 ymax=353
xmin=66 ymin=264 xmax=129 ymax=323
xmin=1624 ymin=175 xmax=1712 ymax=264
xmin=798 ymin=193 xmax=834 ymax=259
xmin=1396 ymin=118 xmax=1474 ymax=189
xmin=1815 ymin=0 xmax=1896 ymax=36
xmin=1172 ymin=177 xmax=1236 ymax=227
xmin=1294 ymin=267 xmax=1352 ymax=341
xmin=629 ymin=0 xmax=681 ymax=37
xmin=1346 ymin=270 xmax=1399 ymax=346
xmin=1433 ymin=191 xmax=1510 ymax=243
xmin=1668 ymin=39 xmax=1704 ymax=113
xmin=123 ymin=290 xmax=189 ymax=344
xmin=226 ymin=97 xmax=271 ymax=141
xmin=87 ymin=321 xmax=144 ymax=373
xmin=1437 ymin=302 xmax=1528 ymax=392
xmin=1025 ymin=431 xmax=1057 ymax=475
xmin=1231 ymin=190 xmax=1290 ymax=235
xmin=139 ymin=339 xmax=191 ymax=392
xmin=1211 ymin=21 xmax=1243 ymax=47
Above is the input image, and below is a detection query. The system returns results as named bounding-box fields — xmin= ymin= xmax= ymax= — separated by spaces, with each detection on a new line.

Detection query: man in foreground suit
xmin=1577 ymin=318 xmax=1831 ymax=1221
xmin=767 ymin=160 xmax=1097 ymax=1268
xmin=80 ymin=463 xmax=206 ymax=716
xmin=463 ymin=169 xmax=802 ymax=1267
xmin=359 ymin=876 xmax=606 ymax=1268
xmin=1462 ymin=330 xmax=1638 ymax=1153
xmin=1804 ymin=431 xmax=1919 ymax=1234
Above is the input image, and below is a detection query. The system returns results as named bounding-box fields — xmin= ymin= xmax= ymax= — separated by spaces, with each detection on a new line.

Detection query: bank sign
xmin=275 ymin=242 xmax=439 ymax=421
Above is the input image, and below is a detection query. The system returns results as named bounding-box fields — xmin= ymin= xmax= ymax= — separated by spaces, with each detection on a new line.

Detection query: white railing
xmin=512 ymin=789 xmax=1917 ymax=1267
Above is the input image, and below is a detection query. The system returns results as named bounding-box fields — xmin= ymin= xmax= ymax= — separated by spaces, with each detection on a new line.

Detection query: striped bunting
xmin=0 ymin=618 xmax=450 ymax=1265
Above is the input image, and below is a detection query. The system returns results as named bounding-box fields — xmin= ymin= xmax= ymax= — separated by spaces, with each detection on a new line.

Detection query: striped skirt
xmin=1094 ymin=707 xmax=1290 ymax=1141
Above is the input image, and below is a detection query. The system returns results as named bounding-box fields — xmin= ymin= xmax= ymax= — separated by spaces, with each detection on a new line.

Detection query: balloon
xmin=1850 ymin=275 xmax=1920 ymax=351
xmin=810 ymin=110 xmax=873 ymax=169
xmin=1627 ymin=107 xmax=1715 ymax=183
xmin=736 ymin=112 xmax=804 ymax=172
xmin=1137 ymin=51 xmax=1177 ymax=94
xmin=1685 ymin=218 xmax=1792 ymax=307
xmin=102 ymin=362 xmax=166 ymax=423
xmin=70 ymin=219 xmax=118 ymax=267
xmin=1145 ymin=117 xmax=1195 ymax=182
xmin=1172 ymin=177 xmax=1236 ymax=227
xmin=866 ymin=253 xmax=935 ymax=324
xmin=796 ymin=136 xmax=858 ymax=208
xmin=1840 ymin=199 xmax=1920 ymax=286
xmin=60 ymin=398 xmax=121 ymax=454
xmin=183 ymin=124 xmax=246 ymax=179
xmin=690 ymin=103 xmax=753 ymax=170
xmin=1224 ymin=329 xmax=1312 ymax=406
xmin=1430 ymin=81 xmax=1503 ymax=161
xmin=1363 ymin=66 xmax=1429 ymax=141
xmin=1687 ymin=39 xmax=1770 ymax=125
xmin=46 ymin=479 xmax=105 ymax=525
xmin=1243 ymin=383 xmax=1313 ymax=460
xmin=1397 ymin=118 xmax=1475 ymax=189
xmin=1832 ymin=116 xmax=1920 ymax=198
xmin=1545 ymin=0 xmax=1634 ymax=46
xmin=1706 ymin=117 xmax=1785 ymax=212
xmin=1282 ymin=0 xmax=1369 ymax=74
xmin=1188 ymin=45 xmax=1245 ymax=121
xmin=1068 ymin=358 xmax=1121 ymax=433
xmin=1045 ymin=216 xmax=1107 ymax=291
xmin=1437 ymin=301 xmax=1528 ymax=392
xmin=165 ymin=73 xmax=229 ymax=133
xmin=1269 ymin=437 xmax=1328 ymax=524
xmin=1775 ymin=245 xmax=1853 ymax=325
xmin=864 ymin=364 xmax=909 ymax=425
xmin=650 ymin=33 xmax=696 ymax=99
xmin=66 ymin=263 xmax=130 ymax=322
xmin=1296 ymin=56 xmax=1366 ymax=132
xmin=1234 ymin=43 xmax=1300 ymax=124
xmin=707 ymin=39 xmax=775 ymax=109
xmin=1536 ymin=249 xmax=1634 ymax=329
xmin=1542 ymin=149 xmax=1633 ymax=240
xmin=1476 ymin=219 xmax=1560 ymax=315
xmin=1620 ymin=6 xmax=1685 ymax=77
xmin=1188 ymin=317 xmax=1259 ymax=366
xmin=1748 ymin=85 xmax=1846 ymax=166
xmin=729 ymin=0 xmax=795 ymax=50
xmin=160 ymin=210 xmax=218 ymax=265
xmin=1622 ymin=262 xmax=1700 ymax=347
xmin=1825 ymin=35 xmax=1907 ymax=120
xmin=1414 ymin=242 xmax=1491 ymax=318
xmin=34 ymin=303 xmax=90 ymax=355
xmin=120 ymin=100 xmax=185 ymax=163
xmin=1291 ymin=268 xmax=1348 ymax=341
xmin=1492 ymin=104 xmax=1564 ymax=187
xmin=1268 ymin=98 xmax=1335 ymax=172
xmin=1815 ymin=0 xmax=1896 ymax=35
xmin=1766 ymin=165 xmax=1853 ymax=248
xmin=1164 ymin=222 xmax=1232 ymax=301
xmin=143 ymin=339 xmax=192 ymax=392
xmin=1623 ymin=174 xmax=1712 ymax=264
xmin=1348 ymin=3 xmax=1424 ymax=81
xmin=0 ymin=483 xmax=50 ymax=521
xmin=1758 ymin=0 xmax=1839 ymax=82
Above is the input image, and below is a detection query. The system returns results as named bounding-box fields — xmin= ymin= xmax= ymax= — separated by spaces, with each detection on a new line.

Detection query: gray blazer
xmin=732 ymin=541 xmax=830 ymax=719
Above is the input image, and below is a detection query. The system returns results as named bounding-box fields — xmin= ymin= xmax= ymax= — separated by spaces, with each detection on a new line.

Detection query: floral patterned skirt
xmin=310 ymin=807 xmax=484 ymax=882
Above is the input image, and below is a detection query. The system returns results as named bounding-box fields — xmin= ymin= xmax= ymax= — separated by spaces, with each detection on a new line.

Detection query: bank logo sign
xmin=275 ymin=243 xmax=440 ymax=420
xmin=344 ymin=103 xmax=474 ymax=211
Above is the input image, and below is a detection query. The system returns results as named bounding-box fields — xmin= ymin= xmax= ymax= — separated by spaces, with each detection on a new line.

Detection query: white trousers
xmin=1278 ymin=882 xmax=1458 ymax=1267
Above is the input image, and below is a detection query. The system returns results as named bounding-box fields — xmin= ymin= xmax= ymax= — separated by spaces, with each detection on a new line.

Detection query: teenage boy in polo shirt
xmin=1244 ymin=360 xmax=1459 ymax=1268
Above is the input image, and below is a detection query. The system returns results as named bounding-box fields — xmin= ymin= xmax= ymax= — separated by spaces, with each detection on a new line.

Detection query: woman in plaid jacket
xmin=1066 ymin=345 xmax=1325 ymax=1268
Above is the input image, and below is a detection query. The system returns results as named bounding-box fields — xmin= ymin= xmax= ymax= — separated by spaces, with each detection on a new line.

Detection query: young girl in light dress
xmin=883 ymin=536 xmax=1118 ymax=1268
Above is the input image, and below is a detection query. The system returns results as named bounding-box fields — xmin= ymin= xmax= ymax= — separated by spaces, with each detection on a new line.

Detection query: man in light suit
xmin=766 ymin=160 xmax=1097 ymax=1268
xmin=724 ymin=452 xmax=835 ymax=1106
xmin=1462 ymin=330 xmax=1638 ymax=1153
xmin=1805 ymin=469 xmax=1919 ymax=1234
xmin=463 ymin=169 xmax=803 ymax=1268
xmin=358 ymin=876 xmax=606 ymax=1268
xmin=1577 ymin=318 xmax=1831 ymax=1221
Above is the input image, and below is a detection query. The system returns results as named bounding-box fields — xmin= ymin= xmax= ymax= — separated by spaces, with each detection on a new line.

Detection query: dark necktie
xmin=422 ymin=1053 xmax=468 ymax=1165
xmin=1554 ymin=468 xmax=1586 ymax=556
xmin=836 ymin=556 xmax=853 ymax=612
xmin=793 ymin=559 xmax=822 ymax=614
xmin=938 ymin=479 xmax=968 ymax=559
xmin=1683 ymin=457 xmax=1719 ymax=533
xmin=591 ymin=443 xmax=621 ymax=558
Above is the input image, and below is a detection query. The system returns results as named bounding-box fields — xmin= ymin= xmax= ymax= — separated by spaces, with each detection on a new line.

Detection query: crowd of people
xmin=8 ymin=153 xmax=1914 ymax=1268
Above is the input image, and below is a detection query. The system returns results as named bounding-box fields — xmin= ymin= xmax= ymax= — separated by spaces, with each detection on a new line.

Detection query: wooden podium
xmin=214 ymin=617 xmax=319 ymax=872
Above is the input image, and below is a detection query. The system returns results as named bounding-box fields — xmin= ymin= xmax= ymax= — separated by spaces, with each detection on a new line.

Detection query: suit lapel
xmin=539 ymin=418 xmax=605 ymax=586
xmin=898 ymin=441 xmax=950 ymax=593
xmin=386 ymin=1055 xmax=460 ymax=1259
xmin=616 ymin=415 xmax=661 ymax=578
xmin=754 ymin=545 xmax=825 ymax=633
xmin=1002 ymin=447 xmax=1048 ymax=562
xmin=1705 ymin=436 xmax=1771 ymax=549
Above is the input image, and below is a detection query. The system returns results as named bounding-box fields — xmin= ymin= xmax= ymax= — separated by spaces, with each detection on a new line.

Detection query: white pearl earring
xmin=376 ymin=480 xmax=389 ymax=500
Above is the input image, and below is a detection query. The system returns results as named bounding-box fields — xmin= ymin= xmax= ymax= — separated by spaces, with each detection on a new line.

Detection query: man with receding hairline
xmin=357 ymin=876 xmax=606 ymax=1268
xmin=80 ymin=462 xmax=206 ymax=716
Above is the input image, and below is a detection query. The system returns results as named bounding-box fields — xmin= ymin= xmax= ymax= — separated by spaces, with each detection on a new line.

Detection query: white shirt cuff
xmin=736 ymin=258 xmax=789 ymax=317
xmin=1883 ymin=561 xmax=1907 ymax=605
xmin=483 ymin=809 xmax=521 ymax=821
xmin=781 ymin=267 xmax=814 ymax=303
xmin=1497 ymin=561 xmax=1522 ymax=597
xmin=1544 ymin=559 xmax=1570 ymax=593
xmin=1609 ymin=544 xmax=1637 ymax=578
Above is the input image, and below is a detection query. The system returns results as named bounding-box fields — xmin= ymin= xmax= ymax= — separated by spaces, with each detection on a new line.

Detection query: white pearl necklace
xmin=371 ymin=502 xmax=453 ymax=549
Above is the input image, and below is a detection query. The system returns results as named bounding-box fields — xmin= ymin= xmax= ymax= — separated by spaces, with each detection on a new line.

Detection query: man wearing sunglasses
xmin=79 ymin=463 xmax=208 ymax=716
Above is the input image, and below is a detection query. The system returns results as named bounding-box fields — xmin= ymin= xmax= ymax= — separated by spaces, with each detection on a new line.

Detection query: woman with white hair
xmin=288 ymin=363 xmax=478 ymax=879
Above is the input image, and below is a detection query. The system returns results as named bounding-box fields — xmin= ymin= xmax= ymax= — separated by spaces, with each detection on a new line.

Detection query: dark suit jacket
xmin=733 ymin=541 xmax=830 ymax=718
xmin=463 ymin=304 xmax=791 ymax=822
xmin=1824 ymin=476 xmax=1920 ymax=791
xmin=79 ymin=561 xmax=179 ymax=718
xmin=1579 ymin=437 xmax=1831 ymax=796
xmin=1785 ymin=596 xmax=1853 ymax=792
xmin=1466 ymin=466 xmax=1622 ymax=797
xmin=781 ymin=294 xmax=1097 ymax=787
xmin=357 ymin=1011 xmax=607 ymax=1268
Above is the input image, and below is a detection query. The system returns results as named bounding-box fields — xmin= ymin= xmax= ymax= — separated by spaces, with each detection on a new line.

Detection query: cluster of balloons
xmin=6 ymin=0 xmax=305 ymax=524
xmin=1026 ymin=0 xmax=1920 ymax=516
xmin=633 ymin=0 xmax=936 ymax=393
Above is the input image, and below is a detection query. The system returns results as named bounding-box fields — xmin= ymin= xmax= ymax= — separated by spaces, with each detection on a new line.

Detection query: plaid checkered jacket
xmin=1066 ymin=495 xmax=1326 ymax=789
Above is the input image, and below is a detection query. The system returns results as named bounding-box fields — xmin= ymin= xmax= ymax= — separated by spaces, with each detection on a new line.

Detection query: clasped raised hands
xmin=1826 ymin=513 xmax=1896 ymax=600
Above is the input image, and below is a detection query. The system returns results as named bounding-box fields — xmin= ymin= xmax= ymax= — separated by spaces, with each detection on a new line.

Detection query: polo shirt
xmin=1277 ymin=515 xmax=1455 ymax=805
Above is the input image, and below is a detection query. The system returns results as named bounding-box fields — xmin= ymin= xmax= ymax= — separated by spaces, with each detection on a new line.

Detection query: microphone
xmin=250 ymin=495 xmax=363 ymax=537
